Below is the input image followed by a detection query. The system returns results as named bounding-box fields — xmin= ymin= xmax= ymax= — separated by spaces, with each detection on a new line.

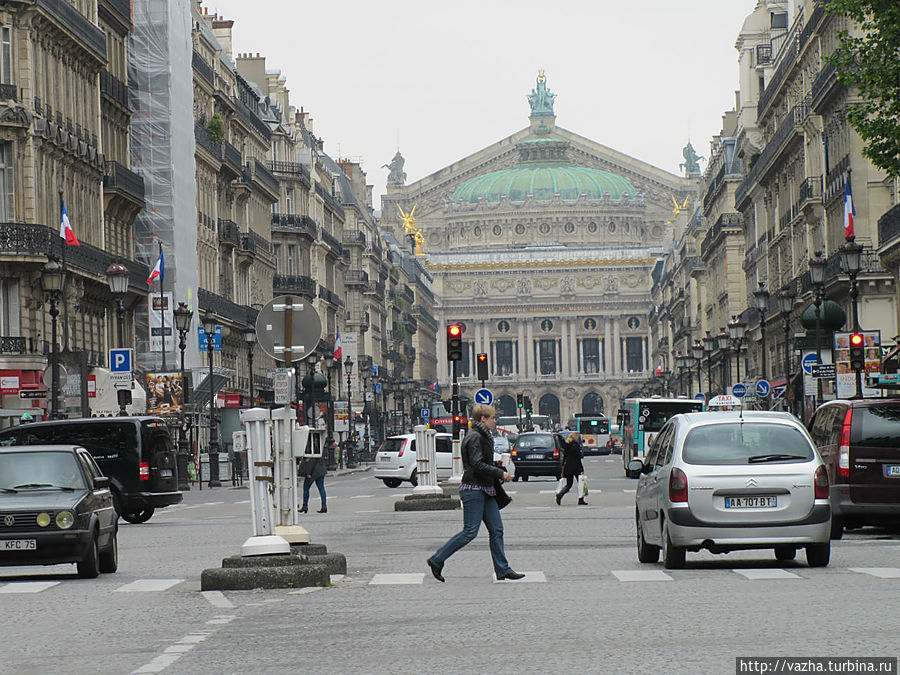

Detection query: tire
xmin=512 ymin=475 xmax=519 ymax=482
xmin=661 ymin=519 xmax=685 ymax=569
xmin=806 ymin=541 xmax=830 ymax=567
xmin=521 ymin=475 xmax=529 ymax=482
xmin=409 ymin=473 xmax=418 ymax=487
xmin=99 ymin=531 xmax=119 ymax=574
xmin=830 ymin=516 xmax=844 ymax=540
xmin=112 ymin=492 xmax=123 ymax=521
xmin=636 ymin=510 xmax=660 ymax=563
xmin=77 ymin=531 xmax=100 ymax=579
xmin=120 ymin=508 xmax=154 ymax=524
xmin=774 ymin=545 xmax=796 ymax=561
xmin=382 ymin=478 xmax=402 ymax=488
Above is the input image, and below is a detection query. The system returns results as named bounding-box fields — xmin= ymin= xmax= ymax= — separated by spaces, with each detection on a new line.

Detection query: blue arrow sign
xmin=772 ymin=384 xmax=786 ymax=400
xmin=801 ymin=352 xmax=819 ymax=375
xmin=756 ymin=379 xmax=771 ymax=398
xmin=732 ymin=383 xmax=747 ymax=398
xmin=474 ymin=388 xmax=493 ymax=405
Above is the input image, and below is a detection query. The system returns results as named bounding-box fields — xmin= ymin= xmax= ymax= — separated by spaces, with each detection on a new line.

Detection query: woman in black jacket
xmin=427 ymin=404 xmax=525 ymax=582
xmin=556 ymin=432 xmax=587 ymax=505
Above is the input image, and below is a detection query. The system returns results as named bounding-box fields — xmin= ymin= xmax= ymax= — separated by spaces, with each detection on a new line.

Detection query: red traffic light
xmin=849 ymin=333 xmax=864 ymax=347
xmin=448 ymin=324 xmax=462 ymax=337
xmin=477 ymin=353 xmax=487 ymax=362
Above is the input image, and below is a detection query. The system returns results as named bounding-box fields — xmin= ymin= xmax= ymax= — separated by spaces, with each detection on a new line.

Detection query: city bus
xmin=428 ymin=400 xmax=468 ymax=434
xmin=619 ymin=397 xmax=704 ymax=477
xmin=574 ymin=415 xmax=611 ymax=455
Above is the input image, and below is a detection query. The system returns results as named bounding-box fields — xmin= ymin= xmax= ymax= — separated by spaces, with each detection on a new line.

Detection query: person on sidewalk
xmin=298 ymin=454 xmax=327 ymax=513
xmin=427 ymin=404 xmax=524 ymax=582
xmin=556 ymin=432 xmax=587 ymax=505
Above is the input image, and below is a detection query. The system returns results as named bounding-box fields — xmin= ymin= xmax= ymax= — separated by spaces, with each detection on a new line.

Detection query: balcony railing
xmin=241 ymin=230 xmax=273 ymax=256
xmin=315 ymin=182 xmax=345 ymax=220
xmin=273 ymin=275 xmax=316 ymax=297
xmin=810 ymin=62 xmax=837 ymax=108
xmin=799 ymin=2 xmax=828 ymax=52
xmin=194 ymin=121 xmax=220 ymax=156
xmin=412 ymin=305 xmax=438 ymax=329
xmin=217 ymin=219 xmax=240 ymax=247
xmin=244 ymin=158 xmax=279 ymax=196
xmin=192 ymin=51 xmax=214 ymax=85
xmin=198 ymin=287 xmax=258 ymax=325
xmin=342 ymin=231 xmax=366 ymax=246
xmin=345 ymin=270 xmax=369 ymax=286
xmin=756 ymin=44 xmax=772 ymax=65
xmin=736 ymin=106 xmax=800 ymax=205
xmin=99 ymin=70 xmax=128 ymax=109
xmin=103 ymin=160 xmax=145 ymax=204
xmin=878 ymin=203 xmax=900 ymax=248
xmin=36 ymin=0 xmax=107 ymax=62
xmin=320 ymin=229 xmax=345 ymax=257
xmin=799 ymin=176 xmax=823 ymax=206
xmin=1 ymin=336 xmax=26 ymax=354
xmin=700 ymin=212 xmax=743 ymax=258
xmin=271 ymin=213 xmax=317 ymax=239
xmin=757 ymin=29 xmax=798 ymax=119
xmin=268 ymin=161 xmax=310 ymax=183
xmin=233 ymin=97 xmax=271 ymax=141
xmin=318 ymin=285 xmax=344 ymax=307
xmin=221 ymin=141 xmax=242 ymax=172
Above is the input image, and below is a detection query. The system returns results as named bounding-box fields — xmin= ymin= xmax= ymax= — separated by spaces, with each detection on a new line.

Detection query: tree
xmin=206 ymin=113 xmax=225 ymax=144
xmin=827 ymin=0 xmax=900 ymax=177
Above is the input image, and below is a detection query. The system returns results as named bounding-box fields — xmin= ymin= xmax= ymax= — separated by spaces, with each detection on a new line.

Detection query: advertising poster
xmin=149 ymin=292 xmax=174 ymax=353
xmin=834 ymin=330 xmax=881 ymax=398
xmin=342 ymin=332 xmax=360 ymax=395
xmin=146 ymin=371 xmax=183 ymax=415
xmin=334 ymin=401 xmax=349 ymax=432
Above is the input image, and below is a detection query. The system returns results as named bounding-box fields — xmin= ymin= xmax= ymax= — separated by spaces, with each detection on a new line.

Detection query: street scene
xmin=2 ymin=0 xmax=900 ymax=672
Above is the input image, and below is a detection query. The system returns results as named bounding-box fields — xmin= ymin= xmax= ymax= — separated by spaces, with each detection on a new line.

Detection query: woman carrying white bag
xmin=556 ymin=432 xmax=588 ymax=506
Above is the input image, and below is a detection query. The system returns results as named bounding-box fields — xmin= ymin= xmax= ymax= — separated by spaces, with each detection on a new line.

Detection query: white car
xmin=375 ymin=433 xmax=509 ymax=488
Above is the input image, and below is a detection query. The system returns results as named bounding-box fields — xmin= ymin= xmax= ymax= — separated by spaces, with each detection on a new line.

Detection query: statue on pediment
xmin=527 ymin=70 xmax=556 ymax=117
xmin=680 ymin=141 xmax=704 ymax=175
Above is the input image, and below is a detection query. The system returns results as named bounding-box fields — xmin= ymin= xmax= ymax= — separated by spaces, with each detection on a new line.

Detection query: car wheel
xmin=99 ymin=531 xmax=119 ymax=574
xmin=774 ymin=545 xmax=796 ymax=561
xmin=521 ymin=475 xmax=529 ymax=482
xmin=806 ymin=541 xmax=830 ymax=567
xmin=112 ymin=492 xmax=123 ymax=521
xmin=830 ymin=516 xmax=844 ymax=540
xmin=636 ymin=510 xmax=660 ymax=563
xmin=409 ymin=473 xmax=418 ymax=487
xmin=77 ymin=531 xmax=101 ymax=579
xmin=512 ymin=475 xmax=519 ymax=482
xmin=121 ymin=508 xmax=155 ymax=524
xmin=661 ymin=519 xmax=685 ymax=569
xmin=382 ymin=478 xmax=402 ymax=488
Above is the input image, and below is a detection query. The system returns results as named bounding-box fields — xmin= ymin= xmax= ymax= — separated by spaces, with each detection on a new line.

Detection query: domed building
xmin=381 ymin=73 xmax=695 ymax=422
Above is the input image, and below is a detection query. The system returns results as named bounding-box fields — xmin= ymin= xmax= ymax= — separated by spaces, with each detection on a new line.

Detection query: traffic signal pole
xmin=448 ymin=359 xmax=462 ymax=484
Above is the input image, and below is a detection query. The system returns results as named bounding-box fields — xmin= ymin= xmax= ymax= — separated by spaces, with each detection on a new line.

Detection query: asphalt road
xmin=1 ymin=454 xmax=898 ymax=675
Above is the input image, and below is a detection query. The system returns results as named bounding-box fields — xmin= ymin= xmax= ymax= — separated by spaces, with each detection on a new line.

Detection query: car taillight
xmin=139 ymin=462 xmax=150 ymax=481
xmin=838 ymin=408 xmax=852 ymax=479
xmin=511 ymin=448 xmax=517 ymax=457
xmin=552 ymin=447 xmax=559 ymax=459
xmin=669 ymin=467 xmax=688 ymax=502
xmin=814 ymin=465 xmax=829 ymax=500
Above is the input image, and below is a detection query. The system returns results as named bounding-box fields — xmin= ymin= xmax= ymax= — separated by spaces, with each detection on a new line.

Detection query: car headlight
xmin=55 ymin=511 xmax=75 ymax=529
xmin=36 ymin=512 xmax=51 ymax=528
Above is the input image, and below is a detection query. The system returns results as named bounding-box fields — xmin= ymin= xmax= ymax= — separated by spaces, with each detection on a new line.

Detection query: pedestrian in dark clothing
xmin=427 ymin=404 xmax=524 ymax=582
xmin=556 ymin=432 xmax=587 ymax=505
xmin=298 ymin=455 xmax=327 ymax=513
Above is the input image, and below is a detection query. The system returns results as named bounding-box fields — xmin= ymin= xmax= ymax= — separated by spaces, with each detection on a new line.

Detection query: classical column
xmin=604 ymin=318 xmax=612 ymax=375
xmin=517 ymin=320 xmax=525 ymax=377
xmin=642 ymin=337 xmax=648 ymax=373
xmin=569 ymin=320 xmax=578 ymax=375
xmin=526 ymin=321 xmax=535 ymax=378
xmin=612 ymin=320 xmax=621 ymax=375
xmin=437 ymin=320 xmax=448 ymax=383
xmin=560 ymin=321 xmax=569 ymax=377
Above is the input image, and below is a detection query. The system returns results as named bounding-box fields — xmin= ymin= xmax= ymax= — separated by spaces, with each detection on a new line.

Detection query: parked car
xmin=511 ymin=432 xmax=562 ymax=481
xmin=808 ymin=399 xmax=900 ymax=539
xmin=629 ymin=411 xmax=831 ymax=569
xmin=0 ymin=445 xmax=118 ymax=578
xmin=0 ymin=417 xmax=182 ymax=524
xmin=375 ymin=432 xmax=508 ymax=487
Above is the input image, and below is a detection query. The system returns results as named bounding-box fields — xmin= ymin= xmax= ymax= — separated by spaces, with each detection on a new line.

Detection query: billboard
xmin=148 ymin=292 xmax=174 ymax=354
xmin=834 ymin=330 xmax=881 ymax=398
xmin=146 ymin=371 xmax=183 ymax=415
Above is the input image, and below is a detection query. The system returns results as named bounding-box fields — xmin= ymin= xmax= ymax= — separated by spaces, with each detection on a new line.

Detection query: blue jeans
xmin=430 ymin=488 xmax=512 ymax=578
xmin=302 ymin=476 xmax=326 ymax=509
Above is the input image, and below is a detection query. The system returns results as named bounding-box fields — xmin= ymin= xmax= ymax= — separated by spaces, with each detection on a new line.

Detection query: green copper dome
xmin=451 ymin=163 xmax=637 ymax=204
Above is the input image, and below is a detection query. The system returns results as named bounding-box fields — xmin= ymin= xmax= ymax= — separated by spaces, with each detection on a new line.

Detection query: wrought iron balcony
xmin=879 ymin=204 xmax=900 ymax=249
xmin=268 ymin=161 xmax=310 ymax=184
xmin=1 ymin=336 xmax=26 ymax=354
xmin=103 ymin=160 xmax=145 ymax=204
xmin=274 ymin=275 xmax=316 ymax=297
xmin=757 ymin=30 xmax=798 ymax=119
xmin=799 ymin=176 xmax=823 ymax=207
xmin=320 ymin=228 xmax=345 ymax=257
xmin=222 ymin=141 xmax=242 ymax=173
xmin=197 ymin=287 xmax=258 ymax=325
xmin=412 ymin=305 xmax=438 ymax=329
xmin=233 ymin=97 xmax=271 ymax=141
xmin=0 ymin=83 xmax=17 ymax=101
xmin=217 ymin=219 xmax=240 ymax=247
xmin=318 ymin=285 xmax=344 ymax=307
xmin=271 ymin=213 xmax=317 ymax=239
xmin=244 ymin=158 xmax=279 ymax=197
xmin=194 ymin=121 xmax=220 ymax=156
xmin=315 ymin=182 xmax=345 ymax=220
xmin=809 ymin=63 xmax=838 ymax=109
xmin=100 ymin=70 xmax=129 ymax=109
xmin=345 ymin=270 xmax=369 ymax=286
xmin=342 ymin=231 xmax=366 ymax=246
xmin=36 ymin=0 xmax=106 ymax=62
xmin=192 ymin=51 xmax=214 ymax=85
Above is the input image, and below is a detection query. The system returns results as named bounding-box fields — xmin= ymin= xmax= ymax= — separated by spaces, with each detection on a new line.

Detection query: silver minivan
xmin=629 ymin=411 xmax=831 ymax=569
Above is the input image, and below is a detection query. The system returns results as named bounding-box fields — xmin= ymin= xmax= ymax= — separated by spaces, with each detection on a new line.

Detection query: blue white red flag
xmin=333 ymin=332 xmax=342 ymax=359
xmin=147 ymin=249 xmax=164 ymax=285
xmin=59 ymin=199 xmax=80 ymax=246
xmin=844 ymin=176 xmax=855 ymax=238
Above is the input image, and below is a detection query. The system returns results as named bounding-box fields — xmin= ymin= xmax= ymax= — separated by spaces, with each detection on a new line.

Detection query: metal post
xmin=345 ymin=361 xmax=355 ymax=469
xmin=207 ymin=330 xmax=220 ymax=488
xmin=177 ymin=327 xmax=190 ymax=491
xmin=449 ymin=360 xmax=462 ymax=484
xmin=240 ymin=407 xmax=289 ymax=556
xmin=849 ymin=271 xmax=863 ymax=399
xmin=116 ymin=297 xmax=127 ymax=415
xmin=783 ymin=315 xmax=792 ymax=414
xmin=49 ymin=293 xmax=60 ymax=420
xmin=248 ymin=345 xmax=254 ymax=403
xmin=814 ymin=289 xmax=823 ymax=407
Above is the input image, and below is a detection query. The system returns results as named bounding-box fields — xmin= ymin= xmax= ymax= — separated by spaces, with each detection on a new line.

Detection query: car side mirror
xmin=627 ymin=459 xmax=644 ymax=474
xmin=93 ymin=476 xmax=110 ymax=489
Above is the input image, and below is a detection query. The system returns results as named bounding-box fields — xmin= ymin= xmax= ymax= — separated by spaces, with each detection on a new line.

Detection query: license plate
xmin=527 ymin=454 xmax=544 ymax=460
xmin=378 ymin=456 xmax=389 ymax=462
xmin=724 ymin=496 xmax=777 ymax=509
xmin=0 ymin=539 xmax=36 ymax=551
xmin=160 ymin=469 xmax=173 ymax=478
xmin=886 ymin=465 xmax=900 ymax=477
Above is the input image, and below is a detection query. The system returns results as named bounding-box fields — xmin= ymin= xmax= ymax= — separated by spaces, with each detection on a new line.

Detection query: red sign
xmin=87 ymin=375 xmax=96 ymax=398
xmin=224 ymin=393 xmax=242 ymax=408
xmin=1 ymin=370 xmax=21 ymax=395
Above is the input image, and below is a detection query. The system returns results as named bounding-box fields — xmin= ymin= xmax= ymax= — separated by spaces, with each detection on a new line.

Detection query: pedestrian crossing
xmin=0 ymin=577 xmax=185 ymax=594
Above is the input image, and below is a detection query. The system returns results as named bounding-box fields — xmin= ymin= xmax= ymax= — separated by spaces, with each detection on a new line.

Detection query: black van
xmin=0 ymin=417 xmax=182 ymax=523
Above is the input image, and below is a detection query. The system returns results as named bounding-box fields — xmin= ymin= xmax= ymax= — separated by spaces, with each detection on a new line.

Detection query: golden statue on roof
xmin=398 ymin=203 xmax=425 ymax=255
xmin=666 ymin=195 xmax=690 ymax=224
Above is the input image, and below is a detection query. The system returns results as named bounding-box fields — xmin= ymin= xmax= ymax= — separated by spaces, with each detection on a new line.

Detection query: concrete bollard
xmin=413 ymin=425 xmax=442 ymax=496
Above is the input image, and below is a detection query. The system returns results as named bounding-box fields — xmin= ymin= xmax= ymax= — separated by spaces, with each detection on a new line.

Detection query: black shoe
xmin=555 ymin=493 xmax=562 ymax=506
xmin=578 ymin=499 xmax=588 ymax=506
xmin=498 ymin=571 xmax=526 ymax=581
xmin=427 ymin=558 xmax=445 ymax=583
xmin=299 ymin=506 xmax=308 ymax=513
xmin=317 ymin=507 xmax=327 ymax=513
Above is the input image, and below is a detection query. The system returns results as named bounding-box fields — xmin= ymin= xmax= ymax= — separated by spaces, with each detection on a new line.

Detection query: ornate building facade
xmin=383 ymin=74 xmax=693 ymax=423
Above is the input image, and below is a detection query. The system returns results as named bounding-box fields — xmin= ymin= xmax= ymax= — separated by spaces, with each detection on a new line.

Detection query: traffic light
xmin=476 ymin=353 xmax=488 ymax=380
xmin=523 ymin=395 xmax=532 ymax=415
xmin=517 ymin=393 xmax=524 ymax=409
xmin=849 ymin=331 xmax=865 ymax=371
xmin=446 ymin=324 xmax=463 ymax=361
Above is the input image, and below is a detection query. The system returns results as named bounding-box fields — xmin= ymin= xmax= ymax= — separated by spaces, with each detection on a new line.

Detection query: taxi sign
xmin=708 ymin=394 xmax=741 ymax=408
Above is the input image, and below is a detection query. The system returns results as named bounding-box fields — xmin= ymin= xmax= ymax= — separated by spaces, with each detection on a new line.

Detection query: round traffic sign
xmin=756 ymin=379 xmax=771 ymax=398
xmin=801 ymin=352 xmax=819 ymax=375
xmin=732 ymin=383 xmax=747 ymax=398
xmin=474 ymin=388 xmax=493 ymax=405
xmin=255 ymin=295 xmax=322 ymax=363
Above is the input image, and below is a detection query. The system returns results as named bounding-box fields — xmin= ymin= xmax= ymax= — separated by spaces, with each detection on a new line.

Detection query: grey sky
xmin=207 ymin=0 xmax=756 ymax=205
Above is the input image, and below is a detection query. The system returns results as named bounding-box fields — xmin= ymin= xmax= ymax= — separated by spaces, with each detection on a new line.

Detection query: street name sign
xmin=811 ymin=364 xmax=836 ymax=379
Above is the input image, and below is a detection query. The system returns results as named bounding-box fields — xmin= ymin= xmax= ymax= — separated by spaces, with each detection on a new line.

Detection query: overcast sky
xmin=206 ymin=0 xmax=756 ymax=207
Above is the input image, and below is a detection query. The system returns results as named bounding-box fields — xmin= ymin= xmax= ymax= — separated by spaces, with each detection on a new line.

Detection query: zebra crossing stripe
xmin=115 ymin=579 xmax=184 ymax=592
xmin=849 ymin=567 xmax=900 ymax=578
xmin=0 ymin=581 xmax=60 ymax=593
xmin=733 ymin=569 xmax=801 ymax=580
xmin=612 ymin=570 xmax=673 ymax=582
xmin=369 ymin=573 xmax=424 ymax=585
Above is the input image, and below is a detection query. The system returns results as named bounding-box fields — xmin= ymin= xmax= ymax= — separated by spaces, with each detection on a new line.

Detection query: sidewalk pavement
xmin=328 ymin=463 xmax=373 ymax=477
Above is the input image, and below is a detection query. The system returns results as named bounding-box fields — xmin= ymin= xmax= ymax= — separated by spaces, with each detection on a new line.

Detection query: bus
xmin=428 ymin=400 xmax=468 ymax=434
xmin=619 ymin=397 xmax=704 ymax=477
xmin=574 ymin=415 xmax=610 ymax=455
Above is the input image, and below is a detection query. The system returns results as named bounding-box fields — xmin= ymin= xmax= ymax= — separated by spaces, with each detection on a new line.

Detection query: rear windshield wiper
xmin=747 ymin=454 xmax=809 ymax=463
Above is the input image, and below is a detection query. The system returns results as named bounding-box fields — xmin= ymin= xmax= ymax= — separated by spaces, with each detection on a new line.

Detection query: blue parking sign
xmin=109 ymin=348 xmax=133 ymax=373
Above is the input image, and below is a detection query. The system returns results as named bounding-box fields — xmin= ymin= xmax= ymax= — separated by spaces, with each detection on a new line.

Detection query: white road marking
xmin=131 ymin=653 xmax=182 ymax=673
xmin=369 ymin=573 xmax=425 ymax=585
xmin=288 ymin=586 xmax=324 ymax=595
xmin=849 ymin=567 xmax=900 ymax=578
xmin=235 ymin=500 xmax=250 ymax=505
xmin=605 ymin=459 xmax=614 ymax=463
xmin=205 ymin=615 xmax=237 ymax=625
xmin=623 ymin=489 xmax=636 ymax=493
xmin=493 ymin=571 xmax=546 ymax=583
xmin=0 ymin=581 xmax=59 ymax=593
xmin=733 ymin=569 xmax=802 ymax=580
xmin=351 ymin=495 xmax=374 ymax=499
xmin=539 ymin=490 xmax=557 ymax=494
xmin=355 ymin=510 xmax=380 ymax=513
xmin=115 ymin=579 xmax=184 ymax=593
xmin=612 ymin=570 xmax=674 ymax=582
xmin=330 ymin=574 xmax=345 ymax=583
xmin=201 ymin=590 xmax=234 ymax=608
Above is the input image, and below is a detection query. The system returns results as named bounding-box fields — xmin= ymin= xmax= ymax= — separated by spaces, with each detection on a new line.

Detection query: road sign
xmin=743 ymin=394 xmax=758 ymax=403
xmin=801 ymin=352 xmax=819 ymax=375
xmin=256 ymin=295 xmax=322 ymax=363
xmin=474 ymin=388 xmax=493 ymax=405
xmin=273 ymin=369 xmax=291 ymax=404
xmin=19 ymin=390 xmax=46 ymax=399
xmin=110 ymin=372 xmax=133 ymax=390
xmin=371 ymin=365 xmax=378 ymax=377
xmin=694 ymin=393 xmax=706 ymax=402
xmin=756 ymin=379 xmax=771 ymax=398
xmin=772 ymin=385 xmax=786 ymax=400
xmin=109 ymin=348 xmax=133 ymax=373
xmin=375 ymin=382 xmax=382 ymax=393
xmin=732 ymin=383 xmax=747 ymax=398
xmin=811 ymin=363 xmax=836 ymax=379
xmin=198 ymin=326 xmax=222 ymax=351
xmin=421 ymin=408 xmax=430 ymax=419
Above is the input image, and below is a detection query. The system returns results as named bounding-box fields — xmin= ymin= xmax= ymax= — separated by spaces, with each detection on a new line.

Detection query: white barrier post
xmin=240 ymin=408 xmax=289 ymax=556
xmin=413 ymin=425 xmax=442 ymax=495
xmin=448 ymin=438 xmax=463 ymax=485
xmin=271 ymin=406 xmax=309 ymax=543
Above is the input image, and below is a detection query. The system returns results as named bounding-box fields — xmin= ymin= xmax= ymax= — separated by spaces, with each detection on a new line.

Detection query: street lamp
xmin=716 ymin=328 xmax=730 ymax=391
xmin=323 ymin=351 xmax=335 ymax=469
xmin=754 ymin=282 xmax=771 ymax=380
xmin=840 ymin=238 xmax=864 ymax=398
xmin=105 ymin=262 xmax=130 ymax=415
xmin=173 ymin=302 xmax=193 ymax=491
xmin=41 ymin=260 xmax=64 ymax=420
xmin=691 ymin=339 xmax=703 ymax=398
xmin=202 ymin=310 xmax=221 ymax=488
xmin=778 ymin=288 xmax=796 ymax=413
xmin=809 ymin=251 xmax=827 ymax=407
xmin=344 ymin=356 xmax=355 ymax=468
xmin=675 ymin=352 xmax=686 ymax=396
xmin=728 ymin=314 xmax=747 ymax=384
xmin=243 ymin=325 xmax=256 ymax=404
xmin=703 ymin=331 xmax=714 ymax=394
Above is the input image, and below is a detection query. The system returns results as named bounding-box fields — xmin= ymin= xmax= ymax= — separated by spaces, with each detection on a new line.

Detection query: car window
xmin=436 ymin=437 xmax=451 ymax=453
xmin=660 ymin=426 xmax=676 ymax=466
xmin=644 ymin=431 xmax=661 ymax=466
xmin=77 ymin=450 xmax=101 ymax=480
xmin=851 ymin=405 xmax=900 ymax=447
xmin=0 ymin=451 xmax=88 ymax=490
xmin=515 ymin=434 xmax=554 ymax=450
xmin=682 ymin=423 xmax=815 ymax=465
xmin=810 ymin=406 xmax=836 ymax=446
xmin=379 ymin=438 xmax=406 ymax=453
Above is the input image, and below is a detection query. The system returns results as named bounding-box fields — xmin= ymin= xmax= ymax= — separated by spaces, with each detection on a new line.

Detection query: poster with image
xmin=146 ymin=372 xmax=183 ymax=415
xmin=834 ymin=330 xmax=881 ymax=398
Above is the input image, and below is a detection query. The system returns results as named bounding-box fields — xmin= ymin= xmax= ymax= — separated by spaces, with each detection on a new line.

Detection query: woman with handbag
xmin=427 ymin=404 xmax=524 ymax=582
xmin=556 ymin=432 xmax=587 ymax=505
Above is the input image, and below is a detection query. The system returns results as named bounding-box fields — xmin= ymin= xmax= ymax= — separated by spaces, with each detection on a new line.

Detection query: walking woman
xmin=427 ymin=404 xmax=525 ymax=582
xmin=556 ymin=432 xmax=587 ymax=505
xmin=298 ymin=454 xmax=327 ymax=513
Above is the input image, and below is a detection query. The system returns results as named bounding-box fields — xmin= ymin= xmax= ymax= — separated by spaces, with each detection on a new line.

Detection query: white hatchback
xmin=374 ymin=433 xmax=453 ymax=488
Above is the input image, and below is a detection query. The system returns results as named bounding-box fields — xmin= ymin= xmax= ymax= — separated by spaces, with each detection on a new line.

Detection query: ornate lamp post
xmin=105 ymin=262 xmax=130 ymax=415
xmin=361 ymin=369 xmax=370 ymax=460
xmin=703 ymin=331 xmax=715 ymax=394
xmin=202 ymin=310 xmax=221 ymax=488
xmin=173 ymin=302 xmax=193 ymax=491
xmin=728 ymin=314 xmax=746 ymax=384
xmin=243 ymin=325 xmax=256 ymax=404
xmin=323 ymin=351 xmax=335 ymax=466
xmin=716 ymin=328 xmax=730 ymax=391
xmin=840 ymin=238 xmax=864 ymax=398
xmin=41 ymin=260 xmax=64 ymax=420
xmin=778 ymin=288 xmax=796 ymax=413
xmin=809 ymin=251 xmax=827 ymax=407
xmin=344 ymin=355 xmax=355 ymax=468
xmin=691 ymin=339 xmax=703 ymax=398
xmin=754 ymin=282 xmax=771 ymax=381
xmin=675 ymin=352 xmax=686 ymax=396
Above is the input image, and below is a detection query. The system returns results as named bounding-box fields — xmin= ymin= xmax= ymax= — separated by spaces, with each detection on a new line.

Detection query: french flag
xmin=429 ymin=381 xmax=440 ymax=392
xmin=146 ymin=249 xmax=164 ymax=285
xmin=844 ymin=176 xmax=855 ymax=239
xmin=59 ymin=199 xmax=80 ymax=246
xmin=333 ymin=332 xmax=342 ymax=360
